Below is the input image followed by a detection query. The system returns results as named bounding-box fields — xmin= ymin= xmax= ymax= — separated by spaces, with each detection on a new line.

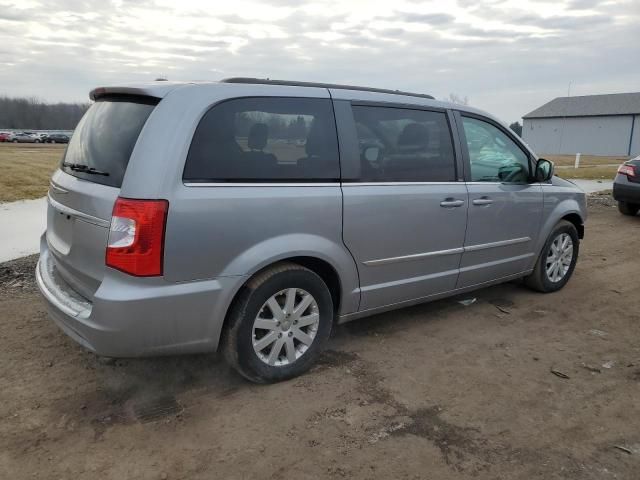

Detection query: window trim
xmin=456 ymin=111 xmax=535 ymax=184
xmin=181 ymin=96 xmax=341 ymax=184
xmin=340 ymin=101 xmax=460 ymax=183
xmin=183 ymin=182 xmax=340 ymax=187
xmin=350 ymin=100 xmax=447 ymax=113
xmin=342 ymin=181 xmax=462 ymax=187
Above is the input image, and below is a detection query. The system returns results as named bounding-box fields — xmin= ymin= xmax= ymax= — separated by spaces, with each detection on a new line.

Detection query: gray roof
xmin=523 ymin=92 xmax=640 ymax=119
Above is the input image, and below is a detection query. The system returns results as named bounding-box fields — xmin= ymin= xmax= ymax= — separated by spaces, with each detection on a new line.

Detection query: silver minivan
xmin=36 ymin=78 xmax=587 ymax=382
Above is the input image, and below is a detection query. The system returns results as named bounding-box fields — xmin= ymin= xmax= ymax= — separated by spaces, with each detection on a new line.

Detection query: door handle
xmin=440 ymin=199 xmax=465 ymax=208
xmin=472 ymin=197 xmax=493 ymax=206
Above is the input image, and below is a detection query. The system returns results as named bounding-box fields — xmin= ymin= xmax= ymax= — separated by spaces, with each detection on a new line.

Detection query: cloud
xmin=566 ymin=0 xmax=604 ymax=9
xmin=393 ymin=12 xmax=456 ymax=25
xmin=0 ymin=10 xmax=32 ymax=22
xmin=509 ymin=12 xmax=612 ymax=30
xmin=0 ymin=0 xmax=638 ymax=124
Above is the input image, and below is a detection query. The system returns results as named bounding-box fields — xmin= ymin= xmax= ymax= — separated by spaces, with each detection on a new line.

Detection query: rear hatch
xmin=46 ymin=95 xmax=158 ymax=299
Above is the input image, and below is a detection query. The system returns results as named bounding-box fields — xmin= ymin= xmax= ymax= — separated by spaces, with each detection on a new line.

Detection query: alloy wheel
xmin=545 ymin=233 xmax=574 ymax=282
xmin=252 ymin=288 xmax=320 ymax=366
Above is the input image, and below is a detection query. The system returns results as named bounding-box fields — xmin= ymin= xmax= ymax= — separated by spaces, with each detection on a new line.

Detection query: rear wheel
xmin=618 ymin=201 xmax=640 ymax=216
xmin=223 ymin=262 xmax=334 ymax=383
xmin=525 ymin=220 xmax=579 ymax=293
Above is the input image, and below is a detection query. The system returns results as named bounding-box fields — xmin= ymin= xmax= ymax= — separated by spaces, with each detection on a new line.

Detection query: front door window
xmin=462 ymin=116 xmax=530 ymax=183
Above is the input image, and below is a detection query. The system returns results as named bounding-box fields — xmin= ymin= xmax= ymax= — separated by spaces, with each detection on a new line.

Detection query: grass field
xmin=544 ymin=154 xmax=628 ymax=167
xmin=555 ymin=166 xmax=619 ymax=180
xmin=0 ymin=143 xmax=64 ymax=202
xmin=545 ymin=154 xmax=624 ymax=180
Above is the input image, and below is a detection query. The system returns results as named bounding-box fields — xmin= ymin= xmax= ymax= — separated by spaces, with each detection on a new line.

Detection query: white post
xmin=574 ymin=153 xmax=581 ymax=169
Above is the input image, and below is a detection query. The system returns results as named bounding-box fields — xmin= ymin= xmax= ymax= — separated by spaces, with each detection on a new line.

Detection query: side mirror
xmin=535 ymin=158 xmax=554 ymax=182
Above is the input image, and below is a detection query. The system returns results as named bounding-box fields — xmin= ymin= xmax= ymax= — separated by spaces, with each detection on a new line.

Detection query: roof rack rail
xmin=220 ymin=77 xmax=435 ymax=100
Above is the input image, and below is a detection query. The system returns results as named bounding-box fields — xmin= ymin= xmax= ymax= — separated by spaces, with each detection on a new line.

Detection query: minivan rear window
xmin=183 ymin=97 xmax=339 ymax=182
xmin=61 ymin=95 xmax=158 ymax=188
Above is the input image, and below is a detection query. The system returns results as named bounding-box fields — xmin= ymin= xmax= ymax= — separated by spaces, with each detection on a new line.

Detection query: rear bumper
xmin=36 ymin=241 xmax=245 ymax=357
xmin=613 ymin=176 xmax=640 ymax=203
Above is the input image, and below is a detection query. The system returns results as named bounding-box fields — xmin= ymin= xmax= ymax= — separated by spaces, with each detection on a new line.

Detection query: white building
xmin=522 ymin=92 xmax=640 ymax=156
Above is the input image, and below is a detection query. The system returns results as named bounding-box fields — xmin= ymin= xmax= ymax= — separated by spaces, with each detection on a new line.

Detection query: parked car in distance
xmin=9 ymin=132 xmax=41 ymax=143
xmin=613 ymin=156 xmax=640 ymax=216
xmin=37 ymin=79 xmax=587 ymax=383
xmin=42 ymin=133 xmax=70 ymax=144
xmin=0 ymin=132 xmax=10 ymax=142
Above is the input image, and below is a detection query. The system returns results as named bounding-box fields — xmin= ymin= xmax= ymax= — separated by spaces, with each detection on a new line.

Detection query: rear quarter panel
xmin=163 ymin=184 xmax=360 ymax=315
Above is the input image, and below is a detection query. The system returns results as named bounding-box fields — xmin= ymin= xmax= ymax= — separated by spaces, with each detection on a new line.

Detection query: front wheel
xmin=618 ymin=201 xmax=639 ymax=216
xmin=525 ymin=220 xmax=579 ymax=293
xmin=222 ymin=262 xmax=334 ymax=383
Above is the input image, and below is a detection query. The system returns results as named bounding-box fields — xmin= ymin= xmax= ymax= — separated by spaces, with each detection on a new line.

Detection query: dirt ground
xmin=1 ymin=194 xmax=639 ymax=480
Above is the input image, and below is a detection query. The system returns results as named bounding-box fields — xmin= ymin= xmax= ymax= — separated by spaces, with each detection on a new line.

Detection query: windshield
xmin=61 ymin=96 xmax=158 ymax=187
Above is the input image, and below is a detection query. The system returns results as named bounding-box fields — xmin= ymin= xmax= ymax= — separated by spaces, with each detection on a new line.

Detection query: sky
xmin=0 ymin=0 xmax=638 ymax=123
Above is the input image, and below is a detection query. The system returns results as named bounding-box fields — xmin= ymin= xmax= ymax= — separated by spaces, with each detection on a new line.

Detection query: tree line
xmin=235 ymin=111 xmax=310 ymax=140
xmin=0 ymin=96 xmax=90 ymax=130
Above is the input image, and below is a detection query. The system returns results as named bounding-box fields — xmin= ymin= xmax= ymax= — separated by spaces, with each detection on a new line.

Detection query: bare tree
xmin=446 ymin=93 xmax=469 ymax=105
xmin=0 ymin=95 xmax=90 ymax=130
xmin=509 ymin=121 xmax=522 ymax=137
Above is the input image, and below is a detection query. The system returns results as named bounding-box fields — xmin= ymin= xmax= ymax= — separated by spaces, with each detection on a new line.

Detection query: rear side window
xmin=352 ymin=106 xmax=456 ymax=182
xmin=183 ymin=97 xmax=339 ymax=182
xmin=62 ymin=96 xmax=157 ymax=188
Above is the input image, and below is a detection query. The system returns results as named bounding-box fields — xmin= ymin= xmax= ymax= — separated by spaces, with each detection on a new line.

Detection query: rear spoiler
xmin=89 ymin=82 xmax=184 ymax=101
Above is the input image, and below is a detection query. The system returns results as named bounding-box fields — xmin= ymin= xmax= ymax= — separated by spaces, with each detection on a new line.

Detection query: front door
xmin=456 ymin=114 xmax=544 ymax=288
xmin=340 ymin=104 xmax=468 ymax=311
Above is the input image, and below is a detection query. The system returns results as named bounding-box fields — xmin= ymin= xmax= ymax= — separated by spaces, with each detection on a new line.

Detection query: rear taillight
xmin=618 ymin=164 xmax=636 ymax=178
xmin=106 ymin=198 xmax=168 ymax=276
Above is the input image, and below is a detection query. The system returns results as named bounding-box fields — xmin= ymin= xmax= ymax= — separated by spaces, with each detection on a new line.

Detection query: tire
xmin=618 ymin=201 xmax=640 ymax=216
xmin=35 ymin=139 xmax=40 ymax=143
xmin=524 ymin=220 xmax=579 ymax=293
xmin=51 ymin=140 xmax=56 ymax=144
xmin=222 ymin=262 xmax=334 ymax=383
xmin=12 ymin=139 xmax=18 ymax=143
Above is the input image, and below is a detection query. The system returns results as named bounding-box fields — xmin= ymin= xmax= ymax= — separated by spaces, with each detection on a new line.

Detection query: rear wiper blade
xmin=62 ymin=162 xmax=110 ymax=176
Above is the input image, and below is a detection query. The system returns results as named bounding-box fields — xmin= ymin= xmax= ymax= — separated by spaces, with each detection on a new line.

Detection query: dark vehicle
xmin=43 ymin=133 xmax=70 ymax=144
xmin=613 ymin=156 xmax=640 ymax=216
